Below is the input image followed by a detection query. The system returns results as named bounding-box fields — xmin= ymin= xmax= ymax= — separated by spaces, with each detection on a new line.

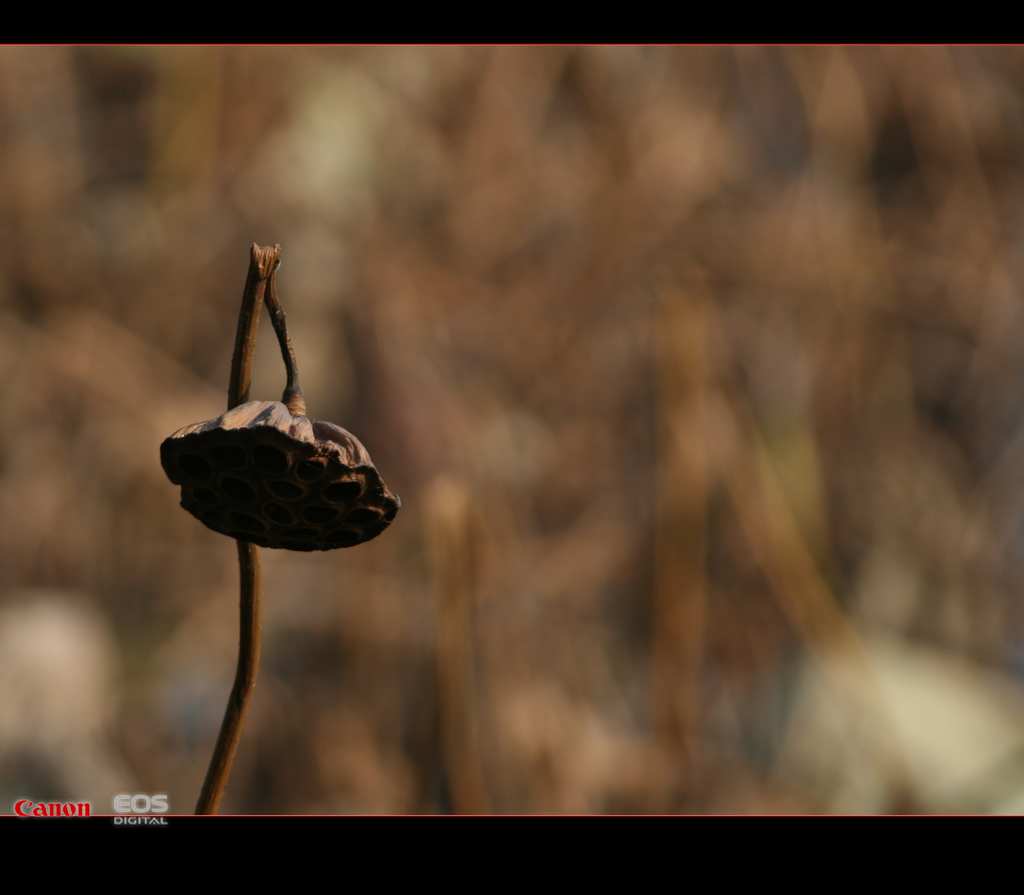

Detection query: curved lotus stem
xmin=194 ymin=243 xmax=278 ymax=815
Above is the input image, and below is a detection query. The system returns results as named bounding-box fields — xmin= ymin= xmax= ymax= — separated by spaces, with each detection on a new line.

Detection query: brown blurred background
xmin=3 ymin=45 xmax=1024 ymax=814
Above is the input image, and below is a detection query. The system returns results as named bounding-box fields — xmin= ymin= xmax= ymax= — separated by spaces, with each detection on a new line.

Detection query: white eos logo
xmin=113 ymin=794 xmax=169 ymax=814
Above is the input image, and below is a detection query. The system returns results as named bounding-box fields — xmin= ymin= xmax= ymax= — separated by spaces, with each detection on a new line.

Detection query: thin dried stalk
xmin=195 ymin=540 xmax=262 ymax=814
xmin=195 ymin=242 xmax=280 ymax=815
xmin=426 ymin=477 xmax=490 ymax=813
xmin=720 ymin=387 xmax=919 ymax=808
xmin=652 ymin=281 xmax=711 ymax=797
xmin=263 ymin=261 xmax=306 ymax=416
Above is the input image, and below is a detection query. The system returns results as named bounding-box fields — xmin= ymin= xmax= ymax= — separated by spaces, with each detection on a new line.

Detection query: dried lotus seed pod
xmin=160 ymin=400 xmax=400 ymax=551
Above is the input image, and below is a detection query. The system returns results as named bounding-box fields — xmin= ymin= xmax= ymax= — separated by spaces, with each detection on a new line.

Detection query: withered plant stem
xmin=427 ymin=478 xmax=490 ymax=812
xmin=264 ymin=262 xmax=306 ymax=417
xmin=195 ymin=242 xmax=280 ymax=815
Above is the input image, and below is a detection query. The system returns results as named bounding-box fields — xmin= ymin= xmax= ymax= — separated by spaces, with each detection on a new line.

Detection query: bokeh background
xmin=4 ymin=45 xmax=1024 ymax=814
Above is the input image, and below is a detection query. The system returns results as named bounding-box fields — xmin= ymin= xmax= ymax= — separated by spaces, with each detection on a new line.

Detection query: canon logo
xmin=14 ymin=799 xmax=91 ymax=817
